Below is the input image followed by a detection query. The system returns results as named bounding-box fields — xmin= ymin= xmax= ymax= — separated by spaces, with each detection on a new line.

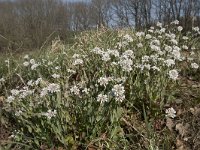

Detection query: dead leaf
xmin=0 ymin=96 xmax=4 ymax=102
xmin=176 ymin=123 xmax=189 ymax=137
xmin=190 ymin=107 xmax=200 ymax=116
xmin=166 ymin=118 xmax=174 ymax=131
xmin=176 ymin=139 xmax=190 ymax=150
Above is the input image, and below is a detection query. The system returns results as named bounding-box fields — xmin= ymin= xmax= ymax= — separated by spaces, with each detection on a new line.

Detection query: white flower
xmin=165 ymin=107 xmax=176 ymax=118
xmin=150 ymin=45 xmax=160 ymax=52
xmin=47 ymin=83 xmax=60 ymax=93
xmin=171 ymin=20 xmax=179 ymax=25
xmin=40 ymin=87 xmax=48 ymax=97
xmin=144 ymin=64 xmax=151 ymax=70
xmin=73 ymin=59 xmax=83 ymax=65
xmin=150 ymin=26 xmax=154 ymax=30
xmin=24 ymin=55 xmax=29 ymax=59
xmin=48 ymin=61 xmax=53 ymax=65
xmin=98 ymin=77 xmax=110 ymax=86
xmin=119 ymin=57 xmax=133 ymax=72
xmin=5 ymin=59 xmax=9 ymax=64
xmin=137 ymin=43 xmax=143 ymax=48
xmin=31 ymin=63 xmax=39 ymax=70
xmin=164 ymin=59 xmax=175 ymax=67
xmin=23 ymin=61 xmax=29 ymax=67
xmin=97 ymin=93 xmax=108 ymax=103
xmin=52 ymin=74 xmax=60 ymax=79
xmin=102 ymin=52 xmax=111 ymax=62
xmin=187 ymin=57 xmax=194 ymax=61
xmin=182 ymin=36 xmax=189 ymax=40
xmin=151 ymin=66 xmax=160 ymax=71
xmin=82 ymin=88 xmax=89 ymax=95
xmin=193 ymin=27 xmax=199 ymax=32
xmin=165 ymin=45 xmax=172 ymax=52
xmin=148 ymin=29 xmax=154 ymax=33
xmin=171 ymin=50 xmax=181 ymax=60
xmin=44 ymin=109 xmax=57 ymax=119
xmin=156 ymin=22 xmax=162 ymax=27
xmin=107 ymin=49 xmax=119 ymax=57
xmin=35 ymin=78 xmax=42 ymax=85
xmin=6 ymin=96 xmax=15 ymax=103
xmin=15 ymin=110 xmax=23 ymax=116
xmin=112 ymin=84 xmax=125 ymax=102
xmin=166 ymin=33 xmax=176 ymax=39
xmin=142 ymin=55 xmax=150 ymax=63
xmin=190 ymin=51 xmax=195 ymax=55
xmin=170 ymin=39 xmax=178 ymax=45
xmin=30 ymin=59 xmax=36 ymax=65
xmin=182 ymin=45 xmax=188 ymax=50
xmin=136 ymin=32 xmax=145 ymax=37
xmin=177 ymin=26 xmax=183 ymax=31
xmin=67 ymin=69 xmax=76 ymax=74
xmin=19 ymin=90 xmax=34 ymax=98
xmin=151 ymin=39 xmax=160 ymax=46
xmin=0 ymin=78 xmax=5 ymax=82
xmin=115 ymin=77 xmax=126 ymax=83
xmin=160 ymin=28 xmax=166 ymax=33
xmin=145 ymin=34 xmax=152 ymax=39
xmin=11 ymin=89 xmax=20 ymax=96
xmin=191 ymin=63 xmax=199 ymax=69
xmin=169 ymin=69 xmax=179 ymax=80
xmin=55 ymin=66 xmax=60 ymax=70
xmin=123 ymin=34 xmax=133 ymax=42
xmin=123 ymin=50 xmax=135 ymax=59
xmin=72 ymin=54 xmax=80 ymax=58
xmin=27 ymin=80 xmax=34 ymax=86
xmin=91 ymin=47 xmax=103 ymax=55
xmin=150 ymin=54 xmax=159 ymax=62
xmin=70 ymin=85 xmax=80 ymax=95
xmin=111 ymin=62 xmax=118 ymax=66
xmin=173 ymin=46 xmax=181 ymax=51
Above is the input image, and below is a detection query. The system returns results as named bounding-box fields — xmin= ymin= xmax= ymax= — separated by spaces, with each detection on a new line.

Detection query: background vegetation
xmin=0 ymin=0 xmax=200 ymax=52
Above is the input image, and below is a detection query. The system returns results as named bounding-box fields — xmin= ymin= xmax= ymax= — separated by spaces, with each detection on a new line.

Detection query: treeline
xmin=0 ymin=0 xmax=200 ymax=51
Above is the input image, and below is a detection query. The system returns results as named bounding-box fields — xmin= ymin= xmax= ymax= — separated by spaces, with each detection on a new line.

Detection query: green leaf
xmin=27 ymin=126 xmax=32 ymax=133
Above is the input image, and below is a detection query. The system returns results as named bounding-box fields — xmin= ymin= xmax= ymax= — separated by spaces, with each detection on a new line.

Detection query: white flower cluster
xmin=73 ymin=59 xmax=83 ymax=66
xmin=40 ymin=83 xmax=60 ymax=97
xmin=98 ymin=77 xmax=112 ymax=86
xmin=70 ymin=85 xmax=80 ymax=95
xmin=107 ymin=49 xmax=120 ymax=57
xmin=91 ymin=47 xmax=103 ymax=55
xmin=164 ymin=59 xmax=175 ymax=67
xmin=112 ymin=84 xmax=125 ymax=102
xmin=119 ymin=56 xmax=133 ymax=72
xmin=52 ymin=73 xmax=60 ymax=79
xmin=165 ymin=107 xmax=176 ymax=118
xmin=23 ymin=58 xmax=40 ymax=70
xmin=6 ymin=87 xmax=34 ymax=103
xmin=193 ymin=27 xmax=199 ymax=32
xmin=0 ymin=78 xmax=5 ymax=83
xmin=101 ymin=52 xmax=111 ymax=62
xmin=43 ymin=109 xmax=57 ymax=119
xmin=168 ymin=70 xmax=179 ymax=80
xmin=48 ymin=83 xmax=60 ymax=93
xmin=171 ymin=20 xmax=179 ymax=25
xmin=15 ymin=110 xmax=23 ymax=116
xmin=123 ymin=34 xmax=133 ymax=42
xmin=97 ymin=93 xmax=108 ymax=104
xmin=191 ymin=63 xmax=199 ymax=69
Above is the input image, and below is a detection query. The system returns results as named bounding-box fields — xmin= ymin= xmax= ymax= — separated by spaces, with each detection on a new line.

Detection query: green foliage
xmin=1 ymin=23 xmax=200 ymax=149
